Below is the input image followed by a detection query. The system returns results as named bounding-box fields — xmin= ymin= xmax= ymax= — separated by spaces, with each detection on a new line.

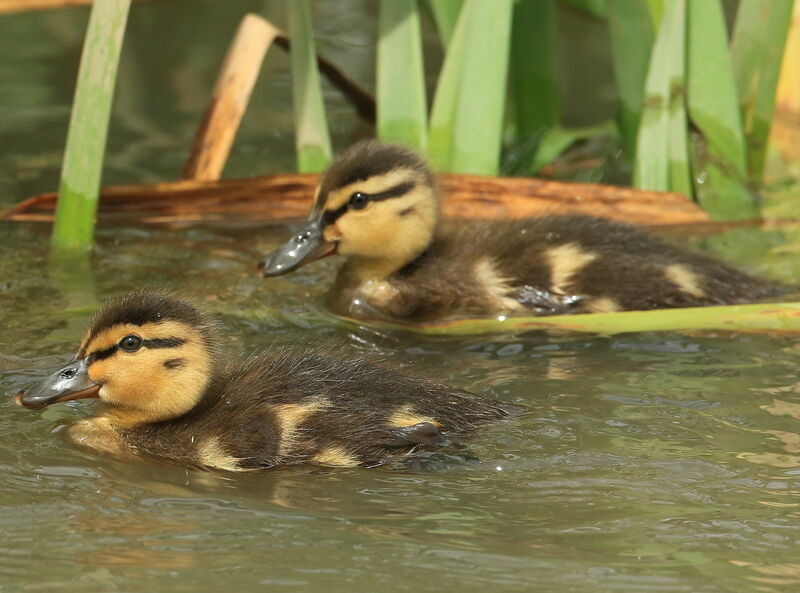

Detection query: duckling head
xmin=260 ymin=140 xmax=439 ymax=280
xmin=17 ymin=290 xmax=216 ymax=426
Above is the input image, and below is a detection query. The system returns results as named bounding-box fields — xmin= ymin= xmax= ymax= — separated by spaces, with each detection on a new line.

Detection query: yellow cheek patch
xmin=84 ymin=320 xmax=211 ymax=425
xmin=312 ymin=446 xmax=360 ymax=467
xmin=387 ymin=404 xmax=441 ymax=429
xmin=324 ymin=224 xmax=342 ymax=242
xmin=664 ymin=263 xmax=707 ymax=298
xmin=546 ymin=243 xmax=598 ymax=294
xmin=274 ymin=399 xmax=330 ymax=458
xmin=198 ymin=437 xmax=244 ymax=472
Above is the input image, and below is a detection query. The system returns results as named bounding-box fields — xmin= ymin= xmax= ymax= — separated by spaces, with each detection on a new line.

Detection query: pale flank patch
xmin=198 ymin=436 xmax=244 ymax=472
xmin=357 ymin=279 xmax=400 ymax=307
xmin=474 ymin=258 xmax=523 ymax=313
xmin=588 ymin=296 xmax=621 ymax=313
xmin=664 ymin=263 xmax=707 ymax=298
xmin=312 ymin=446 xmax=360 ymax=467
xmin=387 ymin=403 xmax=441 ymax=428
xmin=546 ymin=243 xmax=598 ymax=294
xmin=274 ymin=399 xmax=330 ymax=458
xmin=65 ymin=417 xmax=130 ymax=457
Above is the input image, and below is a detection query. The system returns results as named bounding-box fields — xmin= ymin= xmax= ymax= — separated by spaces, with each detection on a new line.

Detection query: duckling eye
xmin=348 ymin=192 xmax=369 ymax=210
xmin=119 ymin=335 xmax=142 ymax=352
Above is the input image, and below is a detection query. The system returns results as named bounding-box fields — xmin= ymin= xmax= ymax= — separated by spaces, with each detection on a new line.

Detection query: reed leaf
xmin=511 ymin=0 xmax=559 ymax=149
xmin=424 ymin=0 xmax=463 ymax=47
xmin=377 ymin=0 xmax=427 ymax=151
xmin=666 ymin=0 xmax=691 ymax=197
xmin=287 ymin=0 xmax=332 ymax=173
xmin=634 ymin=0 xmax=688 ymax=193
xmin=731 ymin=0 xmax=794 ymax=181
xmin=646 ymin=0 xmax=665 ymax=28
xmin=428 ymin=0 xmax=513 ymax=174
xmin=560 ymin=0 xmax=606 ymax=19
xmin=51 ymin=0 xmax=130 ymax=252
xmin=342 ymin=302 xmax=800 ymax=336
xmin=606 ymin=0 xmax=654 ymax=158
xmin=686 ymin=0 xmax=757 ymax=221
xmin=530 ymin=120 xmax=617 ymax=175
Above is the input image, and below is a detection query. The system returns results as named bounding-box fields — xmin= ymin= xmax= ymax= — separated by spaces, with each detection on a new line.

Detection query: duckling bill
xmin=15 ymin=290 xmax=516 ymax=470
xmin=260 ymin=141 xmax=787 ymax=322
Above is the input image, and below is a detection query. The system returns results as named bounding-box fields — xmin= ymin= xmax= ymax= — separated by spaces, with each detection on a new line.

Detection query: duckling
xmin=15 ymin=290 xmax=516 ymax=470
xmin=259 ymin=140 xmax=786 ymax=322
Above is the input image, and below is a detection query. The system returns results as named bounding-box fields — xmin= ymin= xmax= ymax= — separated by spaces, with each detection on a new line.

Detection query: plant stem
xmin=51 ymin=0 xmax=130 ymax=252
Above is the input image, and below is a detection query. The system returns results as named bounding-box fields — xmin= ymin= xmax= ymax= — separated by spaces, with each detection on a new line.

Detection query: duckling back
xmin=117 ymin=347 xmax=518 ymax=470
xmin=328 ymin=215 xmax=786 ymax=321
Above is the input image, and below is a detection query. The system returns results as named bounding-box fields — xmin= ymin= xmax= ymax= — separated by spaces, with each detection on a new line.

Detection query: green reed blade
xmin=634 ymin=0 xmax=690 ymax=195
xmin=377 ymin=0 xmax=427 ymax=151
xmin=287 ymin=0 xmax=332 ymax=173
xmin=427 ymin=0 xmax=467 ymax=170
xmin=429 ymin=0 xmax=513 ymax=174
xmin=560 ymin=0 xmax=606 ymax=18
xmin=686 ymin=0 xmax=758 ymax=221
xmin=606 ymin=0 xmax=654 ymax=158
xmin=511 ymin=0 xmax=559 ymax=147
xmin=666 ymin=0 xmax=691 ymax=197
xmin=731 ymin=0 xmax=794 ymax=181
xmin=50 ymin=0 xmax=130 ymax=252
xmin=341 ymin=302 xmax=800 ymax=336
xmin=646 ymin=0 xmax=665 ymax=28
xmin=424 ymin=0 xmax=463 ymax=47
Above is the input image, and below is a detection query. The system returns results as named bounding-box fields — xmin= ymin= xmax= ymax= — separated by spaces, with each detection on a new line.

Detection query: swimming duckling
xmin=15 ymin=290 xmax=515 ymax=470
xmin=260 ymin=141 xmax=785 ymax=322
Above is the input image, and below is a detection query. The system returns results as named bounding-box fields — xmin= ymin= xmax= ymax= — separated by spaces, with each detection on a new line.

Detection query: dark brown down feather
xmin=123 ymin=347 xmax=517 ymax=469
xmin=328 ymin=216 xmax=787 ymax=321
xmin=29 ymin=291 xmax=518 ymax=470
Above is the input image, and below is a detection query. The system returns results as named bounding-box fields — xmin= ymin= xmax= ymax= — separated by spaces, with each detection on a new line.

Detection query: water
xmin=2 ymin=2 xmax=800 ymax=592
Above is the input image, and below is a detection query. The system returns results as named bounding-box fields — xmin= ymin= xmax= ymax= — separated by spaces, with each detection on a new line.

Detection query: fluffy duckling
xmin=15 ymin=291 xmax=515 ymax=470
xmin=260 ymin=141 xmax=785 ymax=322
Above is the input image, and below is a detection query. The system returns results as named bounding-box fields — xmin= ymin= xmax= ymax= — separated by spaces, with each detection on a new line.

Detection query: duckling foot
xmin=516 ymin=285 xmax=584 ymax=316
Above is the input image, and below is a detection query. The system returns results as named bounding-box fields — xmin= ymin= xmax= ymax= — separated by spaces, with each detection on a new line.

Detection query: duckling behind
xmin=16 ymin=291 xmax=516 ymax=470
xmin=260 ymin=141 xmax=786 ymax=321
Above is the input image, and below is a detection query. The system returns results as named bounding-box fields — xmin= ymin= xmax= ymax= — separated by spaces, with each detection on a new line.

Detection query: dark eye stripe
xmin=370 ymin=180 xmax=416 ymax=201
xmin=88 ymin=345 xmax=118 ymax=363
xmin=86 ymin=336 xmax=187 ymax=364
xmin=320 ymin=180 xmax=416 ymax=226
xmin=144 ymin=337 xmax=187 ymax=349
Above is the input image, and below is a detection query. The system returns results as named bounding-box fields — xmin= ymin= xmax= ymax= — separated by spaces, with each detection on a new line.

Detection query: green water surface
xmin=1 ymin=2 xmax=800 ymax=592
